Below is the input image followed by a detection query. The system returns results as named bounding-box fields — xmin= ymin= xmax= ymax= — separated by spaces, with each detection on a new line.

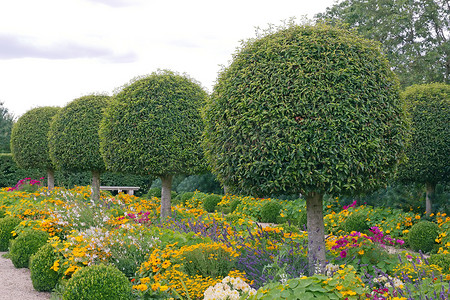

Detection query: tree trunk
xmin=91 ymin=170 xmax=101 ymax=202
xmin=47 ymin=169 xmax=55 ymax=190
xmin=223 ymin=185 xmax=229 ymax=194
xmin=306 ymin=191 xmax=326 ymax=275
xmin=160 ymin=175 xmax=173 ymax=219
xmin=425 ymin=182 xmax=435 ymax=216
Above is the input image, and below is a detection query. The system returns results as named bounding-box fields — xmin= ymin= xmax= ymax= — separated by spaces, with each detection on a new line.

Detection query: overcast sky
xmin=0 ymin=0 xmax=337 ymax=118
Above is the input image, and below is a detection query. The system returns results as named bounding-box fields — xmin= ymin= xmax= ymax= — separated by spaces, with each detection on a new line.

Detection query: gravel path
xmin=0 ymin=252 xmax=51 ymax=300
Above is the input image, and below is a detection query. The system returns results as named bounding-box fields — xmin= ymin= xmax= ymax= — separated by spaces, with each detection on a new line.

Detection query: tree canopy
xmin=315 ymin=0 xmax=450 ymax=87
xmin=397 ymin=83 xmax=449 ymax=214
xmin=10 ymin=107 xmax=61 ymax=189
xmin=99 ymin=70 xmax=207 ymax=218
xmin=11 ymin=107 xmax=60 ymax=170
xmin=204 ymin=23 xmax=407 ymax=273
xmin=0 ymin=101 xmax=14 ymax=153
xmin=48 ymin=95 xmax=109 ymax=200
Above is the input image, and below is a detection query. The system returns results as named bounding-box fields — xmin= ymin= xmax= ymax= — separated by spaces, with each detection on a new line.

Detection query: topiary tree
xmin=203 ymin=23 xmax=408 ymax=274
xmin=397 ymin=83 xmax=449 ymax=215
xmin=10 ymin=107 xmax=60 ymax=189
xmin=100 ymin=70 xmax=207 ymax=219
xmin=48 ymin=95 xmax=109 ymax=201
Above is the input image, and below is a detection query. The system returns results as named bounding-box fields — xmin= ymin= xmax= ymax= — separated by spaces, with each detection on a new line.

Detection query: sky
xmin=0 ymin=0 xmax=337 ymax=118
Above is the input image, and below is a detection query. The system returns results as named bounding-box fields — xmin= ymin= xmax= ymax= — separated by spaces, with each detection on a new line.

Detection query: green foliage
xmin=180 ymin=192 xmax=195 ymax=203
xmin=62 ymin=264 xmax=132 ymax=300
xmin=225 ymin=213 xmax=241 ymax=224
xmin=146 ymin=187 xmax=162 ymax=198
xmin=49 ymin=95 xmax=109 ymax=173
xmin=250 ymin=265 xmax=366 ymax=299
xmin=99 ymin=70 xmax=207 ymax=177
xmin=9 ymin=229 xmax=49 ymax=268
xmin=204 ymin=23 xmax=407 ymax=197
xmin=30 ymin=243 xmax=61 ymax=291
xmin=316 ymin=0 xmax=450 ymax=87
xmin=180 ymin=244 xmax=235 ymax=279
xmin=11 ymin=106 xmax=60 ymax=170
xmin=0 ymin=153 xmax=44 ymax=188
xmin=0 ymin=216 xmax=21 ymax=251
xmin=0 ymin=101 xmax=14 ymax=153
xmin=176 ymin=173 xmax=223 ymax=194
xmin=260 ymin=201 xmax=282 ymax=223
xmin=341 ymin=213 xmax=369 ymax=233
xmin=230 ymin=199 xmax=241 ymax=213
xmin=296 ymin=210 xmax=307 ymax=230
xmin=202 ymin=194 xmax=222 ymax=213
xmin=430 ymin=253 xmax=450 ymax=274
xmin=398 ymin=83 xmax=450 ymax=185
xmin=408 ymin=220 xmax=439 ymax=253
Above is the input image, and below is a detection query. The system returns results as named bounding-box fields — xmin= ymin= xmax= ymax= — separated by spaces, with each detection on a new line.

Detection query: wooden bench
xmin=100 ymin=186 xmax=140 ymax=195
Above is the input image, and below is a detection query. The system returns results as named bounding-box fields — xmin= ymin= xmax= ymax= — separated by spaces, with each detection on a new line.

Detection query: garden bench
xmin=100 ymin=186 xmax=140 ymax=195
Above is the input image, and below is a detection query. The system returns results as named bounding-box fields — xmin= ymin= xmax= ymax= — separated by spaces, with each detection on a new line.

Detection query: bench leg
xmin=128 ymin=190 xmax=134 ymax=195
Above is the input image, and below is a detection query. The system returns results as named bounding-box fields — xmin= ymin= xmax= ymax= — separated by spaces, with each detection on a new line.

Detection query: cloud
xmin=84 ymin=0 xmax=141 ymax=7
xmin=0 ymin=34 xmax=138 ymax=63
xmin=167 ymin=39 xmax=201 ymax=48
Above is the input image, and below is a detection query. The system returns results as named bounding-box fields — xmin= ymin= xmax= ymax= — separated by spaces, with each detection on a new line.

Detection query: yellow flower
xmin=132 ymin=284 xmax=148 ymax=292
xmin=358 ymin=249 xmax=365 ymax=255
xmin=50 ymin=260 xmax=60 ymax=271
xmin=140 ymin=277 xmax=150 ymax=284
xmin=160 ymin=285 xmax=169 ymax=292
xmin=415 ymin=215 xmax=421 ymax=220
xmin=162 ymin=260 xmax=171 ymax=269
xmin=151 ymin=282 xmax=161 ymax=291
xmin=336 ymin=285 xmax=343 ymax=290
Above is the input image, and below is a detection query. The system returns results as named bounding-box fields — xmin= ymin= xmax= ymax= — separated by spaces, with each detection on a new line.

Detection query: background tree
xmin=203 ymin=23 xmax=408 ymax=274
xmin=397 ymin=83 xmax=449 ymax=215
xmin=315 ymin=0 xmax=450 ymax=87
xmin=100 ymin=70 xmax=207 ymax=219
xmin=48 ymin=95 xmax=109 ymax=201
xmin=0 ymin=101 xmax=14 ymax=153
xmin=10 ymin=107 xmax=61 ymax=189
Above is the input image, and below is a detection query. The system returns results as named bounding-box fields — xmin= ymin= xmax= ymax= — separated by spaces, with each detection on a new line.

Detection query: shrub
xmin=9 ymin=229 xmax=49 ymax=268
xmin=180 ymin=243 xmax=236 ymax=279
xmin=408 ymin=221 xmax=439 ymax=253
xmin=0 ymin=216 xmax=21 ymax=251
xmin=260 ymin=201 xmax=282 ymax=223
xmin=203 ymin=194 xmax=222 ymax=213
xmin=63 ymin=264 xmax=132 ymax=300
xmin=230 ymin=199 xmax=241 ymax=213
xmin=225 ymin=214 xmax=241 ymax=224
xmin=0 ymin=153 xmax=43 ymax=188
xmin=341 ymin=213 xmax=369 ymax=233
xmin=146 ymin=187 xmax=161 ymax=198
xmin=180 ymin=191 xmax=195 ymax=204
xmin=30 ymin=243 xmax=60 ymax=291
xmin=430 ymin=253 xmax=450 ymax=274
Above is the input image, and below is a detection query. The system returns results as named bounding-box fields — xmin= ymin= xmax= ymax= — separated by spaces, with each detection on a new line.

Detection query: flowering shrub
xmin=204 ymin=276 xmax=257 ymax=299
xmin=8 ymin=177 xmax=43 ymax=192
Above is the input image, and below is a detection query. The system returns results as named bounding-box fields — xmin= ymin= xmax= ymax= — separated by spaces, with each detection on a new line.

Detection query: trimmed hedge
xmin=63 ymin=264 xmax=132 ymax=300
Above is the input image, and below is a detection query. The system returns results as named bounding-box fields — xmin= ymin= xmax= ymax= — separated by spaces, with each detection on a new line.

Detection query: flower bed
xmin=1 ymin=182 xmax=450 ymax=299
